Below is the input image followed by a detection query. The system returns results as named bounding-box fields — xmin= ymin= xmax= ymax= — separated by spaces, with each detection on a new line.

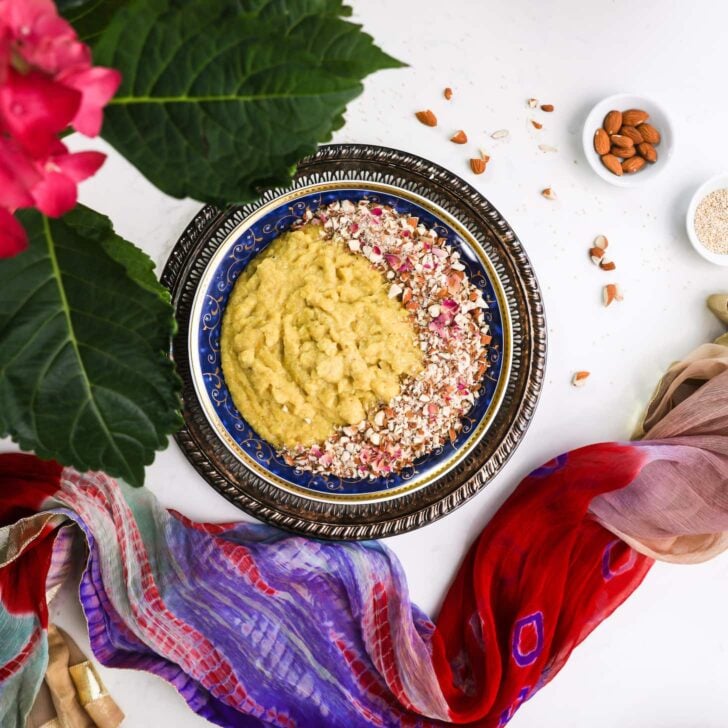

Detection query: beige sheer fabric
xmin=590 ymin=294 xmax=728 ymax=563
xmin=26 ymin=626 xmax=123 ymax=728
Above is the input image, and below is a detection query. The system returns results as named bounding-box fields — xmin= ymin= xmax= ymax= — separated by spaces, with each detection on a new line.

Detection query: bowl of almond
xmin=582 ymin=94 xmax=674 ymax=187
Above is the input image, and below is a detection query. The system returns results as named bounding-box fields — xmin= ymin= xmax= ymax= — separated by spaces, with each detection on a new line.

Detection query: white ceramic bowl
xmin=582 ymin=93 xmax=674 ymax=188
xmin=686 ymin=173 xmax=728 ymax=266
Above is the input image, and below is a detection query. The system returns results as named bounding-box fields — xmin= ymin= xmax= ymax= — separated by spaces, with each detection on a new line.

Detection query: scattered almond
xmin=599 ymin=260 xmax=616 ymax=271
xmin=622 ymin=156 xmax=646 ymax=174
xmin=531 ymin=119 xmax=543 ymax=129
xmin=470 ymin=157 xmax=488 ymax=174
xmin=620 ymin=125 xmax=644 ymax=144
xmin=637 ymin=142 xmax=657 ymax=163
xmin=571 ymin=371 xmax=590 ymax=387
xmin=638 ymin=123 xmax=661 ymax=144
xmin=415 ymin=109 xmax=437 ymax=127
xmin=594 ymin=128 xmax=610 ymax=155
xmin=603 ymin=283 xmax=619 ymax=307
xmin=443 ymin=87 xmax=453 ymax=100
xmin=589 ymin=246 xmax=605 ymax=264
xmin=603 ymin=110 xmax=623 ymax=135
xmin=541 ymin=104 xmax=554 ymax=112
xmin=541 ymin=187 xmax=556 ymax=200
xmin=527 ymin=98 xmax=538 ymax=108
xmin=594 ymin=235 xmax=609 ymax=250
xmin=538 ymin=144 xmax=558 ymax=153
xmin=450 ymin=130 xmax=468 ymax=144
xmin=491 ymin=129 xmax=509 ymax=139
xmin=600 ymin=154 xmax=623 ymax=176
xmin=623 ymin=109 xmax=649 ymax=126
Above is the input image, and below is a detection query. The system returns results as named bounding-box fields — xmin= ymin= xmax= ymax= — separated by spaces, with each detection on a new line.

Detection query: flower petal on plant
xmin=60 ymin=67 xmax=122 ymax=136
xmin=1 ymin=0 xmax=88 ymax=74
xmin=0 ymin=137 xmax=40 ymax=208
xmin=31 ymin=169 xmax=76 ymax=217
xmin=53 ymin=150 xmax=106 ymax=183
xmin=0 ymin=207 xmax=28 ymax=257
xmin=0 ymin=26 xmax=11 ymax=85
xmin=0 ymin=70 xmax=80 ymax=156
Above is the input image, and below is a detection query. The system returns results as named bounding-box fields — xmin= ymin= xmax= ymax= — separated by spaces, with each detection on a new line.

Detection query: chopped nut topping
xmin=281 ymin=200 xmax=492 ymax=479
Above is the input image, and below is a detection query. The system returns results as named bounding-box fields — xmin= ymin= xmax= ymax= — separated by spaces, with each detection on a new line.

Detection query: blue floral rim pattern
xmin=191 ymin=185 xmax=508 ymax=498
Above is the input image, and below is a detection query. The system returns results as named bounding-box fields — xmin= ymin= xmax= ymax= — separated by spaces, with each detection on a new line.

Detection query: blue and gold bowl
xmin=190 ymin=184 xmax=509 ymax=500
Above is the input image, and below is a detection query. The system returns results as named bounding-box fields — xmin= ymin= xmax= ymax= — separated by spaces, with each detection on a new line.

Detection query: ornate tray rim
xmin=161 ymin=144 xmax=547 ymax=540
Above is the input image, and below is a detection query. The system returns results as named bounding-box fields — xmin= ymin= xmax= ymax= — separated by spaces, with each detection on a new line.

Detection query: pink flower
xmin=0 ymin=68 xmax=80 ymax=155
xmin=31 ymin=145 xmax=105 ymax=216
xmin=1 ymin=0 xmax=88 ymax=75
xmin=0 ymin=0 xmax=121 ymax=257
xmin=0 ymin=206 xmax=26 ymax=256
xmin=59 ymin=66 xmax=121 ymax=136
xmin=0 ymin=136 xmax=39 ymax=208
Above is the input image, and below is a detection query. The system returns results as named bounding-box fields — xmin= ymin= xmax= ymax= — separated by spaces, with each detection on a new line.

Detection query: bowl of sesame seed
xmin=687 ymin=173 xmax=728 ymax=266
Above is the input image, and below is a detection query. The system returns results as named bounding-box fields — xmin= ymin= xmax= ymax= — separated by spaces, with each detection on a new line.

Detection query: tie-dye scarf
xmin=1 ymin=340 xmax=727 ymax=728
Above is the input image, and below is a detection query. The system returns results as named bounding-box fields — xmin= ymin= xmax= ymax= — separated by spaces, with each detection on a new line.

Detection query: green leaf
xmin=94 ymin=0 xmax=404 ymax=205
xmin=0 ymin=206 xmax=181 ymax=486
xmin=59 ymin=0 xmax=128 ymax=45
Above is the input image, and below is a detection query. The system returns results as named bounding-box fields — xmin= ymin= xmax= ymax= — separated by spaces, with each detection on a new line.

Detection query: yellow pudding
xmin=220 ymin=223 xmax=423 ymax=449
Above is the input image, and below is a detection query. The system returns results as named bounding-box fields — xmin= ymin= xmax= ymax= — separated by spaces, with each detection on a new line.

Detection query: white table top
xmin=14 ymin=0 xmax=728 ymax=725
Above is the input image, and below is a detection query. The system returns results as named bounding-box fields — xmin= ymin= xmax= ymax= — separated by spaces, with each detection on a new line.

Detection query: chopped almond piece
xmin=450 ymin=130 xmax=468 ymax=144
xmin=415 ymin=110 xmax=437 ymax=127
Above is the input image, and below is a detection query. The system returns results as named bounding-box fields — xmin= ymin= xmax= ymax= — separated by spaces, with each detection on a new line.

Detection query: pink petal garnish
xmin=384 ymin=253 xmax=401 ymax=269
xmin=442 ymin=298 xmax=459 ymax=314
xmin=0 ymin=207 xmax=27 ymax=257
xmin=349 ymin=222 xmax=359 ymax=233
xmin=370 ymin=207 xmax=382 ymax=216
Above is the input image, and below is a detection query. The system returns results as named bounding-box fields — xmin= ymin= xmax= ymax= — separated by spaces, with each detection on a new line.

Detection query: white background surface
xmin=10 ymin=0 xmax=728 ymax=725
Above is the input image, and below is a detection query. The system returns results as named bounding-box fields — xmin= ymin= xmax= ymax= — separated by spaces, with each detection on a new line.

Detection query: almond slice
xmin=541 ymin=187 xmax=556 ymax=200
xmin=599 ymin=260 xmax=616 ymax=271
xmin=470 ymin=157 xmax=487 ymax=174
xmin=603 ymin=283 xmax=623 ymax=306
xmin=538 ymin=144 xmax=557 ymax=153
xmin=541 ymin=104 xmax=554 ymax=112
xmin=594 ymin=235 xmax=609 ymax=250
xmin=415 ymin=109 xmax=437 ymax=127
xmin=443 ymin=87 xmax=453 ymax=100
xmin=491 ymin=129 xmax=509 ymax=139
xmin=531 ymin=119 xmax=543 ymax=129
xmin=589 ymin=247 xmax=605 ymax=264
xmin=527 ymin=98 xmax=538 ymax=108
xmin=571 ymin=371 xmax=590 ymax=387
xmin=450 ymin=130 xmax=468 ymax=144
